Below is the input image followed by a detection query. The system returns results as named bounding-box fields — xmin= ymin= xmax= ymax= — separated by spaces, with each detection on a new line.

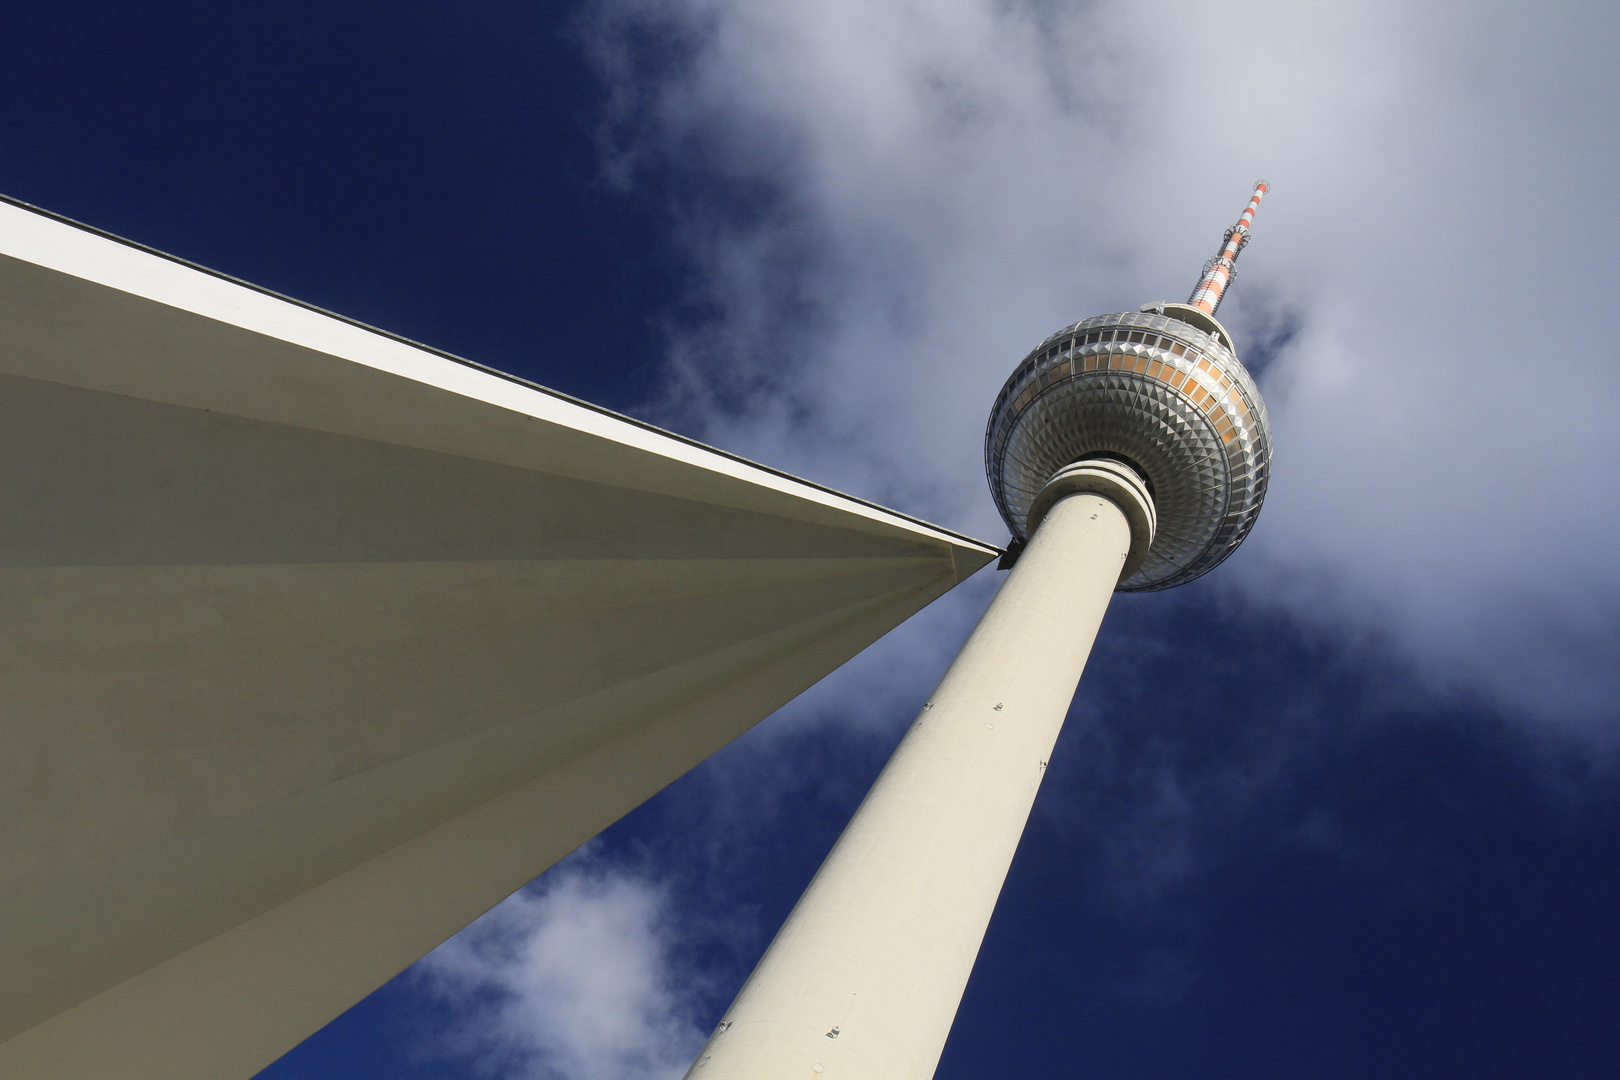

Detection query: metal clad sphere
xmin=984 ymin=309 xmax=1272 ymax=591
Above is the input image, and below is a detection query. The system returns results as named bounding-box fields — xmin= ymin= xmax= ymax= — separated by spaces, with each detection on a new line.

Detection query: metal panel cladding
xmin=984 ymin=309 xmax=1272 ymax=591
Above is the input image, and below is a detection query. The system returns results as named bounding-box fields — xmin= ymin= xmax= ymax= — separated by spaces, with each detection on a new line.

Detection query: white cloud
xmin=584 ymin=0 xmax=1620 ymax=728
xmin=416 ymin=849 xmax=706 ymax=1080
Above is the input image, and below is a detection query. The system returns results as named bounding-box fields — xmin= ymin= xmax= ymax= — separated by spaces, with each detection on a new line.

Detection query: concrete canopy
xmin=0 ymin=197 xmax=998 ymax=1080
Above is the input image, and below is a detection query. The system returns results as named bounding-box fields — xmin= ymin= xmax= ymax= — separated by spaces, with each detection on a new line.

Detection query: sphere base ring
xmin=1027 ymin=459 xmax=1157 ymax=584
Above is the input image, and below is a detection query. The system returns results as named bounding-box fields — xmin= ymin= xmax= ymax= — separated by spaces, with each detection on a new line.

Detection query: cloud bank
xmin=416 ymin=850 xmax=706 ymax=1080
xmin=581 ymin=0 xmax=1620 ymax=727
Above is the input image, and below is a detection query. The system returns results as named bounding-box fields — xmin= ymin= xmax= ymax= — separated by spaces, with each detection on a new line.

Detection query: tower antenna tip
xmin=1185 ymin=183 xmax=1269 ymax=315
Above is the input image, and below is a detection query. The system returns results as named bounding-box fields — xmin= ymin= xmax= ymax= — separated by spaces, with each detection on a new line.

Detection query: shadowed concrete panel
xmin=0 ymin=198 xmax=998 ymax=1079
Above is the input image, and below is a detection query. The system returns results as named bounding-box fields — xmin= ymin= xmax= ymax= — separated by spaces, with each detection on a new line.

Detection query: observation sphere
xmin=984 ymin=302 xmax=1272 ymax=591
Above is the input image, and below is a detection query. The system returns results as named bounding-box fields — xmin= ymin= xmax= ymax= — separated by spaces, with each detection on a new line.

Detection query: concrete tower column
xmin=687 ymin=460 xmax=1155 ymax=1080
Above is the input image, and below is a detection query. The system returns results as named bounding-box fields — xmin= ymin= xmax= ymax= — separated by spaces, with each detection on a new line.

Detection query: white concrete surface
xmin=0 ymin=198 xmax=998 ymax=1080
xmin=685 ymin=480 xmax=1141 ymax=1080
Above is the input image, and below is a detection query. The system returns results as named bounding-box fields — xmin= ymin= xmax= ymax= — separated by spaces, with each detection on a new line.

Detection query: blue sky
xmin=5 ymin=2 xmax=1619 ymax=1078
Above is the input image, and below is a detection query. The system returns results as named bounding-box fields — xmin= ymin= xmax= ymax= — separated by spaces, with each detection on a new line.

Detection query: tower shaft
xmin=1187 ymin=181 xmax=1268 ymax=314
xmin=685 ymin=477 xmax=1142 ymax=1080
xmin=688 ymin=183 xmax=1272 ymax=1080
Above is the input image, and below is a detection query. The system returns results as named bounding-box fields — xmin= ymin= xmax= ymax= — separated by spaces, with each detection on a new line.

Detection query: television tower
xmin=685 ymin=184 xmax=1274 ymax=1079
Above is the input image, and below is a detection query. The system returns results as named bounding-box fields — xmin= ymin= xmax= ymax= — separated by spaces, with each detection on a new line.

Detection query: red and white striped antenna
xmin=1186 ymin=181 xmax=1268 ymax=315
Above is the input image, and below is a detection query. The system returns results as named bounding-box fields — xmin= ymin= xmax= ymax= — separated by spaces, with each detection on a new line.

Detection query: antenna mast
xmin=1187 ymin=181 xmax=1268 ymax=315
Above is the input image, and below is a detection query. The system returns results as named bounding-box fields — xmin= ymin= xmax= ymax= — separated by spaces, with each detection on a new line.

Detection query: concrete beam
xmin=0 ymin=197 xmax=998 ymax=1079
